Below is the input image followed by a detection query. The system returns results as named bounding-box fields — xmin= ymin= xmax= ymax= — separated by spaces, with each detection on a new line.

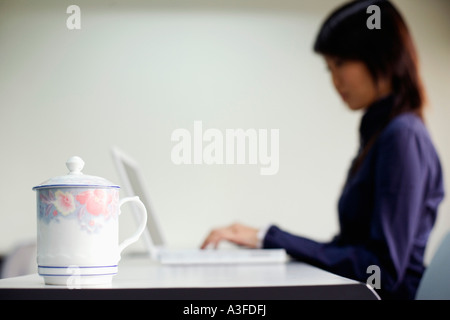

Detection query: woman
xmin=201 ymin=0 xmax=445 ymax=300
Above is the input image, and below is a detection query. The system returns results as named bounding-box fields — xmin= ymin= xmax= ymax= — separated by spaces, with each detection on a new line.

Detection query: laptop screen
xmin=111 ymin=146 xmax=165 ymax=248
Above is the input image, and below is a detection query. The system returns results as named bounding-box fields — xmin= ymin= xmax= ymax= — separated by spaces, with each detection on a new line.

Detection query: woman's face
xmin=324 ymin=56 xmax=391 ymax=111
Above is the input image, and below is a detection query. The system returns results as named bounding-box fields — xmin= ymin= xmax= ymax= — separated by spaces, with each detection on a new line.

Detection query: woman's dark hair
xmin=313 ymin=0 xmax=425 ymax=120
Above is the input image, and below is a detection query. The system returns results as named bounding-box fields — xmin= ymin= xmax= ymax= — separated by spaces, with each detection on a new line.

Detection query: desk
xmin=0 ymin=256 xmax=380 ymax=300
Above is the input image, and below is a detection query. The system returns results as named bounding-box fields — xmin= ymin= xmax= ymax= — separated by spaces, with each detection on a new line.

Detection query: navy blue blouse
xmin=263 ymin=95 xmax=445 ymax=300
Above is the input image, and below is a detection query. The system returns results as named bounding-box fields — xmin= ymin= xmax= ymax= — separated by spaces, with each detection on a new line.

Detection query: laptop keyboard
xmin=158 ymin=248 xmax=287 ymax=265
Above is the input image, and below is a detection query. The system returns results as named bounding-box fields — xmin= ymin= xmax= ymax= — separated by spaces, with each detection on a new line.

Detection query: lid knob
xmin=66 ymin=156 xmax=85 ymax=175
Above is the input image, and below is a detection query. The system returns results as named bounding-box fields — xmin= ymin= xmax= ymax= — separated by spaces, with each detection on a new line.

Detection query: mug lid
xmin=32 ymin=156 xmax=120 ymax=190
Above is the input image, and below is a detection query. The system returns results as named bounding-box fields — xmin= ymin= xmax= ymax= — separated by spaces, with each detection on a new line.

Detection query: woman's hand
xmin=200 ymin=223 xmax=259 ymax=249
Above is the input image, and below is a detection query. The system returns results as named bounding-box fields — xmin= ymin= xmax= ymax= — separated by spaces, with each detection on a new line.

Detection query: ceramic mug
xmin=33 ymin=156 xmax=147 ymax=286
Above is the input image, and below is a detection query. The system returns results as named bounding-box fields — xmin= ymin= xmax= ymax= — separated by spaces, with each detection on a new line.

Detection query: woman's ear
xmin=375 ymin=75 xmax=393 ymax=99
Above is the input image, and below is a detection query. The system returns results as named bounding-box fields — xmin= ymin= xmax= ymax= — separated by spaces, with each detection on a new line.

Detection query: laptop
xmin=110 ymin=146 xmax=287 ymax=265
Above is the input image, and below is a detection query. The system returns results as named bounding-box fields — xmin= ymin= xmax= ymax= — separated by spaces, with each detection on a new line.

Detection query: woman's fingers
xmin=201 ymin=223 xmax=259 ymax=249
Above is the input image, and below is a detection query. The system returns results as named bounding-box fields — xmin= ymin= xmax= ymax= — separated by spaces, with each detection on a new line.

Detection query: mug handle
xmin=117 ymin=196 xmax=148 ymax=257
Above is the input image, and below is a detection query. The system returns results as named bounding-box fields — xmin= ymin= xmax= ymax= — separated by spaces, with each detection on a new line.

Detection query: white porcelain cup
xmin=33 ymin=156 xmax=147 ymax=286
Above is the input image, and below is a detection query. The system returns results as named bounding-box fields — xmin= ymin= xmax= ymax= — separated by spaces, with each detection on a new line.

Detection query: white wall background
xmin=0 ymin=0 xmax=449 ymax=264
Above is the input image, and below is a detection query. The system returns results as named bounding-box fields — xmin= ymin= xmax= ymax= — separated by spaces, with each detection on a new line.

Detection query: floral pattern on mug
xmin=53 ymin=190 xmax=76 ymax=216
xmin=76 ymin=190 xmax=113 ymax=217
xmin=38 ymin=188 xmax=119 ymax=233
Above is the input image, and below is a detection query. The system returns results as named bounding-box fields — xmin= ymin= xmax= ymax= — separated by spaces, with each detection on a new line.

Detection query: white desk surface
xmin=0 ymin=255 xmax=380 ymax=300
